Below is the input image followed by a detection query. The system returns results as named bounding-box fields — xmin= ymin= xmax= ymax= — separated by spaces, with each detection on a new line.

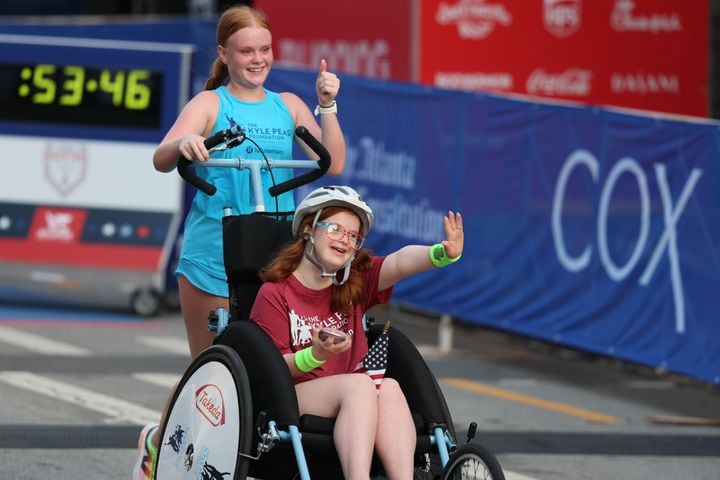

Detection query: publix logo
xmin=195 ymin=384 xmax=225 ymax=427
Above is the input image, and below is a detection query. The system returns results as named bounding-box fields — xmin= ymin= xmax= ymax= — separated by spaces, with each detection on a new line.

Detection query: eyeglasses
xmin=315 ymin=221 xmax=365 ymax=250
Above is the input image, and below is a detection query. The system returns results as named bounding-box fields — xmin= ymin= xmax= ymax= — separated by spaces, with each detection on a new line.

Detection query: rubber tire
xmin=441 ymin=443 xmax=505 ymax=480
xmin=129 ymin=288 xmax=162 ymax=317
xmin=155 ymin=345 xmax=253 ymax=480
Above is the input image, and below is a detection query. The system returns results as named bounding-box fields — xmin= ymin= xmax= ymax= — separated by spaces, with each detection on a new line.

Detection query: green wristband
xmin=294 ymin=346 xmax=326 ymax=373
xmin=429 ymin=243 xmax=462 ymax=267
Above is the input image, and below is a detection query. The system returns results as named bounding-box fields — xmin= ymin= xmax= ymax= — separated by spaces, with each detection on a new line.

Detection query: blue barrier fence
xmin=3 ymin=19 xmax=719 ymax=384
xmin=267 ymin=70 xmax=720 ymax=385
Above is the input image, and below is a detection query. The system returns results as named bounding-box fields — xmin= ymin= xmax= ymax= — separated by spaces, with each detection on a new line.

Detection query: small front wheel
xmin=441 ymin=443 xmax=504 ymax=480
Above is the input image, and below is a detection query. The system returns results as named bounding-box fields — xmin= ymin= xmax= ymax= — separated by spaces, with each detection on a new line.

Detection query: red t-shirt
xmin=250 ymin=256 xmax=393 ymax=384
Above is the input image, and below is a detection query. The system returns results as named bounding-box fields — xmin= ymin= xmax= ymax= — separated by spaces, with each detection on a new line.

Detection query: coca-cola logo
xmin=195 ymin=384 xmax=225 ymax=427
xmin=611 ymin=0 xmax=682 ymax=34
xmin=435 ymin=0 xmax=513 ymax=40
xmin=526 ymin=68 xmax=592 ymax=97
xmin=543 ymin=0 xmax=582 ymax=38
xmin=43 ymin=142 xmax=87 ymax=197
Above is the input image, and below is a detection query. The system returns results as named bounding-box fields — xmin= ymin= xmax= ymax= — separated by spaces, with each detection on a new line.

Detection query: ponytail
xmin=204 ymin=58 xmax=229 ymax=90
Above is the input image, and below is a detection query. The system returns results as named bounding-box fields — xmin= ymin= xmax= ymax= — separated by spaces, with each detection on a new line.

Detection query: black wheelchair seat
xmin=214 ymin=316 xmax=457 ymax=477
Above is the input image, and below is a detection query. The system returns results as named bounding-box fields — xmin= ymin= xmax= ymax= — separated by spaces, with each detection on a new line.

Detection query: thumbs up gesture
xmin=315 ymin=59 xmax=340 ymax=107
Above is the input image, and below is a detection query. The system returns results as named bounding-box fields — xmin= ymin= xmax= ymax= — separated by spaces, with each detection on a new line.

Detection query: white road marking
xmin=0 ymin=371 xmax=160 ymax=425
xmin=505 ymin=470 xmax=543 ymax=480
xmin=136 ymin=335 xmax=190 ymax=356
xmin=133 ymin=372 xmax=181 ymax=389
xmin=0 ymin=326 xmax=91 ymax=356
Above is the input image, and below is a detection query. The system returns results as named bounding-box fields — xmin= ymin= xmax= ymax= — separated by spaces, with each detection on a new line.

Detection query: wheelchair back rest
xmin=222 ymin=212 xmax=294 ymax=320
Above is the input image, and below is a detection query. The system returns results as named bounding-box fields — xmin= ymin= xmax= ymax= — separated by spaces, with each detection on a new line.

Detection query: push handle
xmin=176 ymin=125 xmax=245 ymax=196
xmin=176 ymin=125 xmax=330 ymax=197
xmin=268 ymin=126 xmax=330 ymax=197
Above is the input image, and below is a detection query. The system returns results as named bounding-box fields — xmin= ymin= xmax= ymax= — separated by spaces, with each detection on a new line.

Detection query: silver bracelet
xmin=314 ymin=101 xmax=338 ymax=116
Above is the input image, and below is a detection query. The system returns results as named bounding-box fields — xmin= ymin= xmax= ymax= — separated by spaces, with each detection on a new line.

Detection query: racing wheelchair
xmin=154 ymin=126 xmax=505 ymax=479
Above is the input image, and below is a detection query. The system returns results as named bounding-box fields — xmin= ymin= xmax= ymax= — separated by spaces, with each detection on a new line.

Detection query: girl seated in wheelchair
xmin=250 ymin=185 xmax=463 ymax=480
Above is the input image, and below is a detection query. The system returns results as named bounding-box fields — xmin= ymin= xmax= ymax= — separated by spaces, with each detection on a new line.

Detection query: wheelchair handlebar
xmin=268 ymin=126 xmax=330 ymax=197
xmin=176 ymin=125 xmax=330 ymax=197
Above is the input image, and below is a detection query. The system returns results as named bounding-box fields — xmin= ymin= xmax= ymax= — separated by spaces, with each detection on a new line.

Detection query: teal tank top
xmin=178 ymin=87 xmax=296 ymax=295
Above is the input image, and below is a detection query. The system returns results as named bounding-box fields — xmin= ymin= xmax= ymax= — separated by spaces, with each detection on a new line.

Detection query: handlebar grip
xmin=176 ymin=126 xmax=244 ymax=196
xmin=177 ymin=157 xmax=216 ymax=195
xmin=268 ymin=126 xmax=331 ymax=197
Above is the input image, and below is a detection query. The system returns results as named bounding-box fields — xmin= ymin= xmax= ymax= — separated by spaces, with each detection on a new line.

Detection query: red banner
xmin=255 ymin=0 xmax=709 ymax=117
xmin=420 ymin=0 xmax=709 ymax=117
xmin=254 ymin=0 xmax=413 ymax=81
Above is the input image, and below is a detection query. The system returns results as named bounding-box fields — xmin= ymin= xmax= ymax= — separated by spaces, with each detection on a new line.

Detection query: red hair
xmin=204 ymin=5 xmax=271 ymax=90
xmin=259 ymin=207 xmax=373 ymax=314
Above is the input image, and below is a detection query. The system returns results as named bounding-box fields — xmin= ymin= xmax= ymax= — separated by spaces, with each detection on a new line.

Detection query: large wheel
xmin=155 ymin=345 xmax=253 ymax=480
xmin=441 ymin=444 xmax=505 ymax=480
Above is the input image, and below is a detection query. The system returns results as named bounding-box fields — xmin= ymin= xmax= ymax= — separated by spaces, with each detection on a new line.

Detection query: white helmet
xmin=292 ymin=185 xmax=374 ymax=238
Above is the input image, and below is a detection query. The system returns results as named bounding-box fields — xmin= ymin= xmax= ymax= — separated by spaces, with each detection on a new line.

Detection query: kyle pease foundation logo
xmin=43 ymin=142 xmax=87 ymax=197
xmin=195 ymin=384 xmax=226 ymax=427
xmin=543 ymin=0 xmax=581 ymax=38
xmin=435 ymin=0 xmax=512 ymax=40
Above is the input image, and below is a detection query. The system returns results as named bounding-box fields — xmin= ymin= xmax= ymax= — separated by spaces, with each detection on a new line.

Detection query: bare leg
xmin=375 ymin=378 xmax=416 ymax=480
xmin=177 ymin=274 xmax=228 ymax=359
xmin=147 ymin=275 xmax=227 ymax=449
xmin=150 ymin=381 xmax=178 ymax=448
xmin=296 ymin=373 xmax=378 ymax=480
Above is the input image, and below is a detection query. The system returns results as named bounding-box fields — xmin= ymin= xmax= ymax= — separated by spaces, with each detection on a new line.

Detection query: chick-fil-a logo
xmin=552 ymin=149 xmax=702 ymax=334
xmin=195 ymin=384 xmax=225 ymax=426
xmin=610 ymin=0 xmax=682 ymax=34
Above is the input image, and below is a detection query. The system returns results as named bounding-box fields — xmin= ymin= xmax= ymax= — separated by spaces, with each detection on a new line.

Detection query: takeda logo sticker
xmin=43 ymin=142 xmax=87 ymax=197
xmin=195 ymin=384 xmax=225 ymax=426
xmin=543 ymin=0 xmax=581 ymax=38
xmin=30 ymin=207 xmax=87 ymax=243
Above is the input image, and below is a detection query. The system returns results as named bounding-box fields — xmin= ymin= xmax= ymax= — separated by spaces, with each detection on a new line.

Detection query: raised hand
xmin=441 ymin=211 xmax=463 ymax=259
xmin=315 ymin=59 xmax=340 ymax=107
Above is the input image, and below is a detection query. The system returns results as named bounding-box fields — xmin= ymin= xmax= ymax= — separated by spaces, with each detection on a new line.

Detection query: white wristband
xmin=314 ymin=101 xmax=338 ymax=116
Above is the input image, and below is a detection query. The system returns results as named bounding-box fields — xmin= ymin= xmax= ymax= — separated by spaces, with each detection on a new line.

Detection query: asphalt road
xmin=0 ymin=301 xmax=718 ymax=480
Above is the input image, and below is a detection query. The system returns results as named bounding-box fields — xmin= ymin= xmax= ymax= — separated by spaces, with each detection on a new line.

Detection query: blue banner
xmin=3 ymin=20 xmax=718 ymax=384
xmin=267 ymin=70 xmax=720 ymax=385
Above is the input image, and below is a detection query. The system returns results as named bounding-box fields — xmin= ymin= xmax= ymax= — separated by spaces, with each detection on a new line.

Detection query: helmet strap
xmin=332 ymin=260 xmax=353 ymax=286
xmin=303 ymin=208 xmax=354 ymax=285
xmin=304 ymin=242 xmax=336 ymax=279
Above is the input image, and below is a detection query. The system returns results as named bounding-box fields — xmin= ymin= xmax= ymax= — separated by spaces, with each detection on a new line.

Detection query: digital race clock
xmin=0 ymin=33 xmax=193 ymax=142
xmin=0 ymin=63 xmax=163 ymax=128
